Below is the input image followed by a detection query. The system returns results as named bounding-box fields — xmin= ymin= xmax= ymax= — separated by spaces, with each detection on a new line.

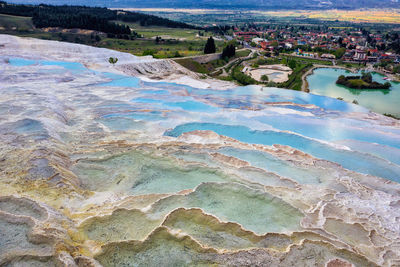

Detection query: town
xmin=233 ymin=26 xmax=400 ymax=74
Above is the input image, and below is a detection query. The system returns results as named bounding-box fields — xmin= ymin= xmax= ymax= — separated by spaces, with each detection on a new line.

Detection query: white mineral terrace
xmin=0 ymin=34 xmax=400 ymax=267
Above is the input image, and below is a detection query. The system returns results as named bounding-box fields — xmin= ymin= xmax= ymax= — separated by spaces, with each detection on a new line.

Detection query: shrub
xmin=142 ymin=49 xmax=156 ymax=56
xmin=288 ymin=59 xmax=297 ymax=70
xmin=108 ymin=57 xmax=118 ymax=65
xmin=174 ymin=51 xmax=182 ymax=58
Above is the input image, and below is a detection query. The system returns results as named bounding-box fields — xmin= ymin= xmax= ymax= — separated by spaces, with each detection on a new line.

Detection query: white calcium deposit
xmin=0 ymin=34 xmax=400 ymax=267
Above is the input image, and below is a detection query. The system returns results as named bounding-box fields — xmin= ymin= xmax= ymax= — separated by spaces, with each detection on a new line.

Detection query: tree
xmin=174 ymin=51 xmax=182 ymax=58
xmin=221 ymin=44 xmax=235 ymax=59
xmin=271 ymin=41 xmax=279 ymax=47
xmin=108 ymin=57 xmax=118 ymax=65
xmin=393 ymin=65 xmax=400 ymax=74
xmin=261 ymin=74 xmax=269 ymax=81
xmin=383 ymin=82 xmax=391 ymax=89
xmin=204 ymin=37 xmax=216 ymax=54
xmin=361 ymin=72 xmax=372 ymax=83
xmin=378 ymin=43 xmax=386 ymax=51
xmin=334 ymin=47 xmax=346 ymax=59
xmin=337 ymin=75 xmax=346 ymax=84
xmin=288 ymin=59 xmax=297 ymax=70
xmin=142 ymin=49 xmax=156 ymax=56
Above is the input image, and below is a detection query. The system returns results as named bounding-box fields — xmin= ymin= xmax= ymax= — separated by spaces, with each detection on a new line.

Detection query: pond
xmin=307 ymin=68 xmax=400 ymax=117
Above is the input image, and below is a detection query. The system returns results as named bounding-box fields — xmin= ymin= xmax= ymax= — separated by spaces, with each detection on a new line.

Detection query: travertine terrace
xmin=1 ymin=35 xmax=400 ymax=266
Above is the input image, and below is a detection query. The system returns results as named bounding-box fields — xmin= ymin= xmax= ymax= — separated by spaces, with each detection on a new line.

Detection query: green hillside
xmin=0 ymin=14 xmax=33 ymax=30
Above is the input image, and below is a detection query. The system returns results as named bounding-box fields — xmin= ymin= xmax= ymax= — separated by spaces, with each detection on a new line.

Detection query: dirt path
xmin=209 ymin=49 xmax=256 ymax=76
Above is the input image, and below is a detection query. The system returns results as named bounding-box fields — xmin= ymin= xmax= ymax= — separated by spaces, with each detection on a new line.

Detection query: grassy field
xmin=8 ymin=31 xmax=221 ymax=58
xmin=109 ymin=21 xmax=227 ymax=58
xmin=113 ymin=21 xmax=209 ymax=41
xmin=337 ymin=61 xmax=366 ymax=69
xmin=98 ymin=38 xmax=213 ymax=58
xmin=0 ymin=14 xmax=34 ymax=31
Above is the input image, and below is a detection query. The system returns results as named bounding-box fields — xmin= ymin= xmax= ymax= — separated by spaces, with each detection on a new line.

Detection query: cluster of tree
xmin=204 ymin=25 xmax=233 ymax=35
xmin=221 ymin=44 xmax=235 ymax=59
xmin=119 ymin=11 xmax=198 ymax=29
xmin=0 ymin=1 xmax=198 ymax=35
xmin=394 ymin=65 xmax=400 ymax=74
xmin=261 ymin=74 xmax=269 ymax=82
xmin=388 ymin=39 xmax=400 ymax=54
xmin=333 ymin=47 xmax=346 ymax=59
xmin=204 ymin=37 xmax=216 ymax=54
xmin=33 ymin=12 xmax=131 ymax=35
xmin=336 ymin=73 xmax=391 ymax=89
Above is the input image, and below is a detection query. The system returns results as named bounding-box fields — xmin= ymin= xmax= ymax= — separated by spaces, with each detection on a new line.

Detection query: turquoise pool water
xmin=131 ymin=97 xmax=219 ymax=112
xmin=165 ymin=123 xmax=400 ymax=182
xmin=8 ymin=57 xmax=86 ymax=72
xmin=307 ymin=68 xmax=400 ymax=117
xmin=99 ymin=72 xmax=140 ymax=88
xmin=254 ymin=115 xmax=400 ymax=149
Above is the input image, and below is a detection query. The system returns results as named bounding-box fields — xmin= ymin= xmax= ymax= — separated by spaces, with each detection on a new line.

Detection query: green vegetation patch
xmin=231 ymin=65 xmax=258 ymax=86
xmin=0 ymin=14 xmax=33 ymax=30
xmin=174 ymin=58 xmax=209 ymax=74
xmin=278 ymin=63 xmax=312 ymax=91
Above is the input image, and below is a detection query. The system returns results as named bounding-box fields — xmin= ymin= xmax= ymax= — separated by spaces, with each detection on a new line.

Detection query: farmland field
xmin=123 ymin=8 xmax=400 ymax=25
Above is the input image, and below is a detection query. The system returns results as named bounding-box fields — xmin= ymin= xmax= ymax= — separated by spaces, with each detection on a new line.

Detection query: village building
xmin=354 ymin=50 xmax=367 ymax=61
xmin=321 ymin=53 xmax=336 ymax=59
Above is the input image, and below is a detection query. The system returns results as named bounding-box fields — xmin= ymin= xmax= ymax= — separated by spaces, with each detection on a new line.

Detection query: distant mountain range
xmin=6 ymin=0 xmax=400 ymax=9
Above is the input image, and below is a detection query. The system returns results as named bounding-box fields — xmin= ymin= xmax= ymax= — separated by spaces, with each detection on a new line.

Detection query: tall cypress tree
xmin=222 ymin=44 xmax=235 ymax=58
xmin=204 ymin=37 xmax=216 ymax=54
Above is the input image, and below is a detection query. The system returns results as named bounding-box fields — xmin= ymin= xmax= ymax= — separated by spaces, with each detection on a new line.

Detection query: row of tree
xmin=204 ymin=37 xmax=237 ymax=59
xmin=32 ymin=12 xmax=131 ymax=35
